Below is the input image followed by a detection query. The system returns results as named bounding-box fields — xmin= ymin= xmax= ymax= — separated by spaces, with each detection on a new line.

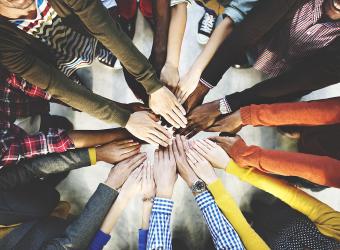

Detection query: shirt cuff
xmin=223 ymin=6 xmax=244 ymax=24
xmin=240 ymin=106 xmax=252 ymax=125
xmin=195 ymin=191 xmax=215 ymax=210
xmin=88 ymin=147 xmax=97 ymax=165
xmin=152 ymin=198 xmax=174 ymax=215
xmin=138 ymin=229 xmax=148 ymax=249
xmin=89 ymin=230 xmax=111 ymax=250
xmin=199 ymin=78 xmax=214 ymax=89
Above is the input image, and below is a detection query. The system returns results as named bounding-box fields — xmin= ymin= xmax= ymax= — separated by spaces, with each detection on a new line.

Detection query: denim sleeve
xmin=41 ymin=184 xmax=119 ymax=250
xmin=138 ymin=229 xmax=148 ymax=250
xmin=223 ymin=0 xmax=259 ymax=24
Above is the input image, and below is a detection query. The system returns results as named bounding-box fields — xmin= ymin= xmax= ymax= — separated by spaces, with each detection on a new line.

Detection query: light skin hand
xmin=149 ymin=86 xmax=187 ymax=129
xmin=172 ymin=135 xmax=200 ymax=187
xmin=125 ymin=111 xmax=172 ymax=147
xmin=141 ymin=161 xmax=156 ymax=200
xmin=104 ymin=153 xmax=147 ymax=190
xmin=160 ymin=62 xmax=180 ymax=91
xmin=209 ymin=135 xmax=241 ymax=158
xmin=185 ymin=149 xmax=218 ymax=185
xmin=119 ymin=165 xmax=144 ymax=199
xmin=153 ymin=147 xmax=177 ymax=199
xmin=192 ymin=139 xmax=230 ymax=169
xmin=207 ymin=110 xmax=243 ymax=133
xmin=176 ymin=68 xmax=200 ymax=104
xmin=96 ymin=139 xmax=141 ymax=164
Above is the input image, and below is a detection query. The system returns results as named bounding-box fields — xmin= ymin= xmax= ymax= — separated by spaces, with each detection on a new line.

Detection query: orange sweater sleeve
xmin=240 ymin=97 xmax=340 ymax=126
xmin=229 ymin=139 xmax=340 ymax=188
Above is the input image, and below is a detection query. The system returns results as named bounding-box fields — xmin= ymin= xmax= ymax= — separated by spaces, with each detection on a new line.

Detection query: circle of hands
xmin=103 ymin=134 xmax=241 ymax=200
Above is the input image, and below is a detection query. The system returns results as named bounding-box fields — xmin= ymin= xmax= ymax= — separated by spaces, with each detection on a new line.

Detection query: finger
xmin=121 ymin=148 xmax=141 ymax=160
xmin=173 ymin=105 xmax=187 ymax=126
xmin=185 ymin=128 xmax=199 ymax=138
xmin=188 ymin=149 xmax=204 ymax=162
xmin=116 ymin=139 xmax=138 ymax=146
xmin=155 ymin=123 xmax=172 ymax=139
xmin=167 ymin=110 xmax=186 ymax=129
xmin=150 ymin=129 xmax=170 ymax=146
xmin=143 ymin=162 xmax=147 ymax=182
xmin=186 ymin=157 xmax=196 ymax=169
xmin=186 ymin=150 xmax=197 ymax=163
xmin=168 ymin=141 xmax=175 ymax=161
xmin=148 ymin=112 xmax=161 ymax=122
xmin=208 ymin=136 xmax=225 ymax=144
xmin=129 ymin=156 xmax=147 ymax=171
xmin=180 ymin=135 xmax=190 ymax=151
xmin=206 ymin=125 xmax=223 ymax=132
xmin=120 ymin=145 xmax=141 ymax=154
xmin=154 ymin=150 xmax=159 ymax=166
xmin=163 ymin=146 xmax=170 ymax=161
xmin=126 ymin=153 xmax=147 ymax=164
xmin=193 ymin=143 xmax=209 ymax=158
xmin=196 ymin=140 xmax=212 ymax=151
xmin=147 ymin=134 xmax=168 ymax=147
xmin=204 ymin=139 xmax=217 ymax=148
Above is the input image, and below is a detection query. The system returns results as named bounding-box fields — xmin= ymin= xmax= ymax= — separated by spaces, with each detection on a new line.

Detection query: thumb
xmin=148 ymin=112 xmax=160 ymax=122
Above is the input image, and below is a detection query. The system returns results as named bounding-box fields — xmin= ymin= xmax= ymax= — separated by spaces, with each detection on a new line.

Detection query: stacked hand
xmin=175 ymin=70 xmax=201 ymax=104
xmin=141 ymin=161 xmax=156 ymax=200
xmin=153 ymin=147 xmax=177 ymax=199
xmin=160 ymin=62 xmax=180 ymax=91
xmin=207 ymin=110 xmax=243 ymax=133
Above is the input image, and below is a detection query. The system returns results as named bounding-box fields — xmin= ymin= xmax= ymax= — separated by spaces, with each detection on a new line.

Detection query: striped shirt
xmin=196 ymin=191 xmax=244 ymax=250
xmin=253 ymin=0 xmax=340 ymax=77
xmin=10 ymin=0 xmax=117 ymax=77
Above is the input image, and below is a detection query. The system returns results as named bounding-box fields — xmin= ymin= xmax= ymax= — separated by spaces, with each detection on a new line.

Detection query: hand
xmin=209 ymin=135 xmax=241 ymax=156
xmin=153 ymin=147 xmax=177 ymax=199
xmin=179 ymin=100 xmax=220 ymax=138
xmin=172 ymin=135 xmax=200 ymax=187
xmin=141 ymin=161 xmax=156 ymax=200
xmin=207 ymin=110 xmax=243 ymax=134
xmin=182 ymin=81 xmax=210 ymax=114
xmin=192 ymin=139 xmax=230 ymax=169
xmin=119 ymin=165 xmax=143 ymax=198
xmin=96 ymin=139 xmax=141 ymax=164
xmin=149 ymin=86 xmax=187 ymax=129
xmin=125 ymin=111 xmax=172 ymax=147
xmin=186 ymin=149 xmax=218 ymax=185
xmin=105 ymin=153 xmax=147 ymax=190
xmin=160 ymin=62 xmax=180 ymax=90
xmin=175 ymin=70 xmax=200 ymax=104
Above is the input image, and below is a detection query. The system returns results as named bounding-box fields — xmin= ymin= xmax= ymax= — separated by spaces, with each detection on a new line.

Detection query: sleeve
xmin=41 ymin=184 xmax=119 ymax=250
xmin=240 ymin=98 xmax=340 ymax=127
xmin=228 ymin=138 xmax=340 ymax=188
xmin=88 ymin=230 xmax=111 ymax=250
xmin=146 ymin=198 xmax=174 ymax=250
xmin=63 ymin=0 xmax=163 ymax=94
xmin=223 ymin=0 xmax=259 ymax=24
xmin=0 ymin=122 xmax=75 ymax=166
xmin=207 ymin=180 xmax=269 ymax=250
xmin=101 ymin=0 xmax=117 ymax=9
xmin=195 ymin=191 xmax=245 ymax=250
xmin=226 ymin=160 xmax=340 ymax=241
xmin=138 ymin=229 xmax=148 ymax=250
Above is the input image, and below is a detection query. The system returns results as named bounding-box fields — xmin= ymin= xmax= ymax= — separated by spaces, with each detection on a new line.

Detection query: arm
xmin=160 ymin=2 xmax=187 ymax=89
xmin=226 ymin=160 xmax=340 ymax=241
xmin=195 ymin=191 xmax=245 ymax=250
xmin=240 ymin=97 xmax=340 ymax=127
xmin=139 ymin=201 xmax=152 ymax=250
xmin=150 ymin=0 xmax=171 ymax=74
xmin=208 ymin=179 xmax=269 ymax=250
xmin=228 ymin=137 xmax=340 ymax=188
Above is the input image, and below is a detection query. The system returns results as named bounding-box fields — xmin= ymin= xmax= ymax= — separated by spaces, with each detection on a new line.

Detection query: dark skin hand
xmin=207 ymin=110 xmax=243 ymax=134
xmin=178 ymin=100 xmax=221 ymax=138
xmin=149 ymin=0 xmax=171 ymax=75
xmin=182 ymin=81 xmax=210 ymax=114
xmin=209 ymin=135 xmax=241 ymax=156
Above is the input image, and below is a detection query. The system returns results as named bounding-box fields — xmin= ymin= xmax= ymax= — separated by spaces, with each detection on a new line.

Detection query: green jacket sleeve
xmin=63 ymin=0 xmax=163 ymax=94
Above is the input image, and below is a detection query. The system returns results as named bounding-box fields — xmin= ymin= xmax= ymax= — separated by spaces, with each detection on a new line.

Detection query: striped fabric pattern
xmin=253 ymin=0 xmax=340 ymax=77
xmin=196 ymin=191 xmax=244 ymax=250
xmin=10 ymin=0 xmax=116 ymax=77
xmin=147 ymin=198 xmax=174 ymax=250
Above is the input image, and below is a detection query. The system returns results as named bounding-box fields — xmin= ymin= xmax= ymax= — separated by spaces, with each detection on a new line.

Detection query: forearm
xmin=164 ymin=3 xmax=187 ymax=69
xmin=240 ymin=97 xmax=340 ymax=127
xmin=207 ymin=179 xmax=269 ymax=250
xmin=68 ymin=128 xmax=132 ymax=148
xmin=100 ymin=193 xmax=131 ymax=234
xmin=190 ymin=17 xmax=234 ymax=74
xmin=142 ymin=201 xmax=153 ymax=230
xmin=229 ymin=139 xmax=340 ymax=188
xmin=226 ymin=160 xmax=340 ymax=240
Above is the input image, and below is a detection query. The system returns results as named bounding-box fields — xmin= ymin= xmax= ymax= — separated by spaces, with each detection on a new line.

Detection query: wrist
xmin=204 ymin=176 xmax=218 ymax=186
xmin=156 ymin=188 xmax=173 ymax=199
xmin=164 ymin=60 xmax=179 ymax=69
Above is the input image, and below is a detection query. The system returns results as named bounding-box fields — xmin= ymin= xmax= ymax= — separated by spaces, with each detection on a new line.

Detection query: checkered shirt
xmin=196 ymin=191 xmax=244 ymax=250
xmin=147 ymin=198 xmax=174 ymax=250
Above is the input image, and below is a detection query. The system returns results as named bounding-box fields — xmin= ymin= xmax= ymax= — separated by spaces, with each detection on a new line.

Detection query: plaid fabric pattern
xmin=253 ymin=0 xmax=340 ymax=77
xmin=0 ymin=121 xmax=74 ymax=167
xmin=196 ymin=191 xmax=244 ymax=250
xmin=147 ymin=198 xmax=174 ymax=250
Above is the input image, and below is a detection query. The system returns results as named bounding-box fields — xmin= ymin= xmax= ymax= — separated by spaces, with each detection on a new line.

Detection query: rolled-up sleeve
xmin=223 ymin=0 xmax=259 ymax=24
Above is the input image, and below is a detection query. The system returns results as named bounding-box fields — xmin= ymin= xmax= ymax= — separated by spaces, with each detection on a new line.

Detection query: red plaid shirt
xmin=0 ymin=73 xmax=74 ymax=167
xmin=253 ymin=0 xmax=340 ymax=77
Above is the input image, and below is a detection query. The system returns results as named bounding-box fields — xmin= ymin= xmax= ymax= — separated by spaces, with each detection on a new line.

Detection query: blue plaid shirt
xmin=196 ymin=191 xmax=244 ymax=250
xmin=147 ymin=197 xmax=174 ymax=250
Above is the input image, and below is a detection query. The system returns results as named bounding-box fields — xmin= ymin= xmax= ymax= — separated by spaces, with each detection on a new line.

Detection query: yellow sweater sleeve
xmin=226 ymin=160 xmax=340 ymax=241
xmin=208 ymin=179 xmax=269 ymax=250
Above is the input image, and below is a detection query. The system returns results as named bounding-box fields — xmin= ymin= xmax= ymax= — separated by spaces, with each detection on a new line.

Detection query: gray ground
xmin=52 ymin=3 xmax=340 ymax=249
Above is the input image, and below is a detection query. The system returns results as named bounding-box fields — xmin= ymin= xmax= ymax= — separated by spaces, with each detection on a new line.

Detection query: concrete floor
xmin=51 ymin=3 xmax=340 ymax=249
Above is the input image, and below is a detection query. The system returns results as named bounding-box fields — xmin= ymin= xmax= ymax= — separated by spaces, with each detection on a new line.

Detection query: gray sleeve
xmin=0 ymin=149 xmax=91 ymax=191
xmin=223 ymin=0 xmax=260 ymax=24
xmin=41 ymin=184 xmax=119 ymax=250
